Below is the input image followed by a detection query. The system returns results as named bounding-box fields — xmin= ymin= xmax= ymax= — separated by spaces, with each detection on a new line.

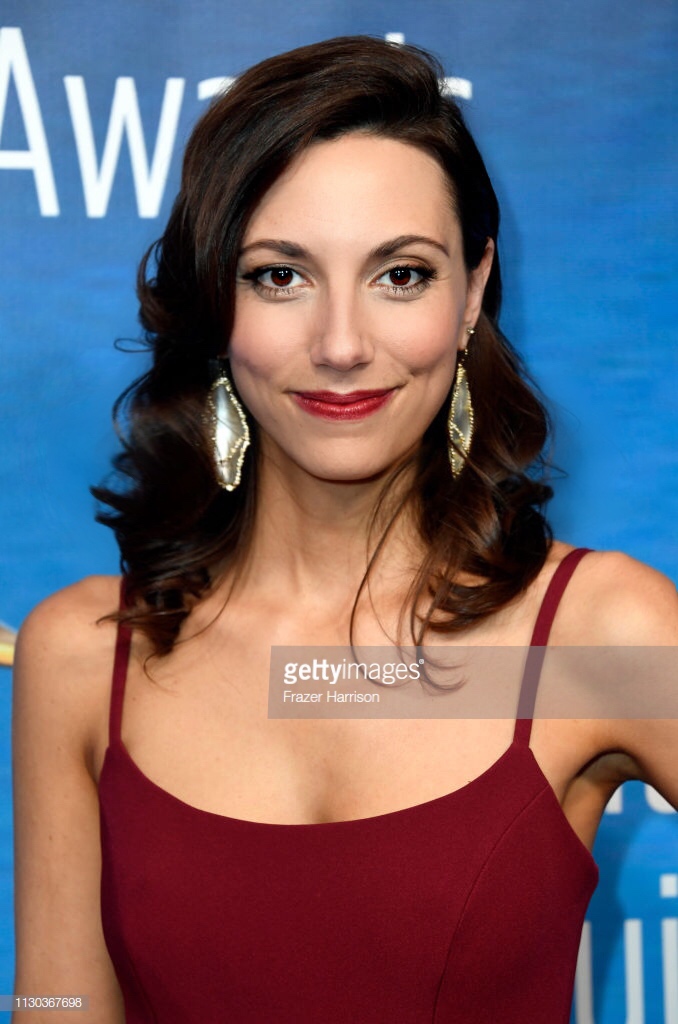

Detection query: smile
xmin=291 ymin=389 xmax=397 ymax=421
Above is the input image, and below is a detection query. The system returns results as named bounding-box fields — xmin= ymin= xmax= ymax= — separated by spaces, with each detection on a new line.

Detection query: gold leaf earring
xmin=206 ymin=366 xmax=251 ymax=491
xmin=447 ymin=327 xmax=475 ymax=478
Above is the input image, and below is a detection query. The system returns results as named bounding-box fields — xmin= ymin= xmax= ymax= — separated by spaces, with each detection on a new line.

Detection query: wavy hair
xmin=93 ymin=36 xmax=553 ymax=655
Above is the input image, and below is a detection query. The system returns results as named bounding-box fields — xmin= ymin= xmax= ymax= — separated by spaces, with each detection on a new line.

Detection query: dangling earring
xmin=447 ymin=327 xmax=475 ymax=478
xmin=206 ymin=364 xmax=251 ymax=491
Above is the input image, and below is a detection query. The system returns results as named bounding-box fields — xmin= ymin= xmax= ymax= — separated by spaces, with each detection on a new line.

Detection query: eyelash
xmin=241 ymin=265 xmax=304 ymax=297
xmin=376 ymin=264 xmax=436 ymax=295
xmin=241 ymin=263 xmax=436 ymax=298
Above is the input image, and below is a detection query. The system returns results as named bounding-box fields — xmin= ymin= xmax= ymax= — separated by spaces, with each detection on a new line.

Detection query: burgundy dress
xmin=100 ymin=547 xmax=597 ymax=1023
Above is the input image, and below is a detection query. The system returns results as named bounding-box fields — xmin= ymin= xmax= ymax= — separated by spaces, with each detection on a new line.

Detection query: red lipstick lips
xmin=292 ymin=389 xmax=395 ymax=420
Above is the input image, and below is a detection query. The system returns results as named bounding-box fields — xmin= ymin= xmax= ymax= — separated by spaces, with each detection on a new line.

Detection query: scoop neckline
xmin=106 ymin=736 xmax=522 ymax=829
xmin=100 ymin=738 xmax=597 ymax=874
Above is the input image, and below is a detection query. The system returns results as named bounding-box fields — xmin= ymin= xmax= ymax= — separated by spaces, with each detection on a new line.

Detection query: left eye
xmin=376 ymin=265 xmax=428 ymax=289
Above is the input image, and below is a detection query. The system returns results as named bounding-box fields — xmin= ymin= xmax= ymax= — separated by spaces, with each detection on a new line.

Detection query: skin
xmin=229 ymin=134 xmax=484 ymax=486
xmin=12 ymin=134 xmax=678 ymax=1020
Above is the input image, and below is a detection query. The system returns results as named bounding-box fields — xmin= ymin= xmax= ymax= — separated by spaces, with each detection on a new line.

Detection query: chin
xmin=301 ymin=454 xmax=407 ymax=485
xmin=263 ymin=434 xmax=415 ymax=486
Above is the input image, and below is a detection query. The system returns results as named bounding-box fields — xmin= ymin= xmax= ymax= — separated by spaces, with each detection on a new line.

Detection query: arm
xmin=566 ymin=551 xmax=678 ymax=809
xmin=12 ymin=580 xmax=125 ymax=1023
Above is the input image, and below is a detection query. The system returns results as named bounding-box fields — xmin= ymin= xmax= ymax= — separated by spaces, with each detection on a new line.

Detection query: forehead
xmin=242 ymin=134 xmax=460 ymax=248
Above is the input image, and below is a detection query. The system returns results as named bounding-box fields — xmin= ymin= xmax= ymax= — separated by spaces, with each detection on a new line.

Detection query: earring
xmin=206 ymin=368 xmax=251 ymax=491
xmin=447 ymin=329 xmax=475 ymax=478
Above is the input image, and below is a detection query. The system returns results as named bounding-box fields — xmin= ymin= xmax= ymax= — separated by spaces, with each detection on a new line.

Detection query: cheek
xmin=227 ymin=304 xmax=290 ymax=381
xmin=389 ymin=303 xmax=460 ymax=375
xmin=228 ymin=289 xmax=464 ymax=382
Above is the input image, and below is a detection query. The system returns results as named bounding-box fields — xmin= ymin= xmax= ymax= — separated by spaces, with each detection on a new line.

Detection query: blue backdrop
xmin=0 ymin=1 xmax=676 ymax=1020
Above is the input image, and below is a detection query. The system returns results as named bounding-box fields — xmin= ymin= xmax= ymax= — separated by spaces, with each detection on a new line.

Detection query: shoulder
xmin=14 ymin=576 xmax=122 ymax=760
xmin=17 ymin=575 xmax=122 ymax=662
xmin=13 ymin=578 xmax=128 ymax=1010
xmin=550 ymin=547 xmax=678 ymax=645
xmin=546 ymin=549 xmax=678 ymax=802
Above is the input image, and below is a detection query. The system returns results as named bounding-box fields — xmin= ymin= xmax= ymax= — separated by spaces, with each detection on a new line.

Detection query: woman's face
xmin=229 ymin=133 xmax=493 ymax=485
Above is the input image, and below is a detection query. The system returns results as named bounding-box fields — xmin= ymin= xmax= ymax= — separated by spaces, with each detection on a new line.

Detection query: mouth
xmin=291 ymin=389 xmax=397 ymax=421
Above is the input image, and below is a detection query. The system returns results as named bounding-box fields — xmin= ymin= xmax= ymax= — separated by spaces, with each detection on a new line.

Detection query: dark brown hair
xmin=93 ymin=35 xmax=553 ymax=655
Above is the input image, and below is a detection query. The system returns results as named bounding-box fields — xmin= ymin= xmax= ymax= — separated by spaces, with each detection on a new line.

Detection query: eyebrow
xmin=239 ymin=234 xmax=450 ymax=260
xmin=371 ymin=234 xmax=449 ymax=259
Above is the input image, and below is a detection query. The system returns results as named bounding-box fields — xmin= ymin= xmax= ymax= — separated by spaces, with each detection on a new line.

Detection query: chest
xmin=99 ymin=730 xmax=598 ymax=1023
xmin=99 ymin=620 xmax=607 ymax=834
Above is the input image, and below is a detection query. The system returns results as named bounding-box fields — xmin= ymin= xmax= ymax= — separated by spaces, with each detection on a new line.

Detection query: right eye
xmin=244 ymin=265 xmax=306 ymax=295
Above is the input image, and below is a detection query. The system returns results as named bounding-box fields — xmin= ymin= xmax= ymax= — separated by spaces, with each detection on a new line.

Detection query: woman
xmin=13 ymin=36 xmax=677 ymax=1023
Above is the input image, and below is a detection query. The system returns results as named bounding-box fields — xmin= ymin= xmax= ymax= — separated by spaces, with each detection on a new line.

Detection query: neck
xmin=233 ymin=449 xmax=421 ymax=609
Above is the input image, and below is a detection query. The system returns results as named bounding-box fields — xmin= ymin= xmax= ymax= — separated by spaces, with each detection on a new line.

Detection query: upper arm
xmin=568 ymin=551 xmax=678 ymax=810
xmin=12 ymin=580 xmax=125 ymax=1023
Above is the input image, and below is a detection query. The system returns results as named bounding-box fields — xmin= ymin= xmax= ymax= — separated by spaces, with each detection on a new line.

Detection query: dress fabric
xmin=99 ymin=547 xmax=598 ymax=1023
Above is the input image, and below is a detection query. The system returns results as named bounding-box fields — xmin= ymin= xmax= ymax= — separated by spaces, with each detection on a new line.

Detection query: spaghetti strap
xmin=513 ymin=547 xmax=592 ymax=746
xmin=109 ymin=578 xmax=132 ymax=748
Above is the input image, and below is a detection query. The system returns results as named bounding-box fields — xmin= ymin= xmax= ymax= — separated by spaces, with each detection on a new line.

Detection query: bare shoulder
xmin=548 ymin=548 xmax=678 ymax=805
xmin=13 ymin=578 xmax=127 ymax=1015
xmin=550 ymin=547 xmax=678 ymax=645
xmin=14 ymin=575 xmax=122 ymax=759
xmin=17 ymin=574 xmax=121 ymax=667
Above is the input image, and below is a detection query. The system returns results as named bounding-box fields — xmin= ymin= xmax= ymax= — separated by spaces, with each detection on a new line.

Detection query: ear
xmin=460 ymin=239 xmax=495 ymax=347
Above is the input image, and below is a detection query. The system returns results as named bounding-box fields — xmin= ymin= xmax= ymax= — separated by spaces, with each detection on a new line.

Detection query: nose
xmin=309 ymin=288 xmax=375 ymax=372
